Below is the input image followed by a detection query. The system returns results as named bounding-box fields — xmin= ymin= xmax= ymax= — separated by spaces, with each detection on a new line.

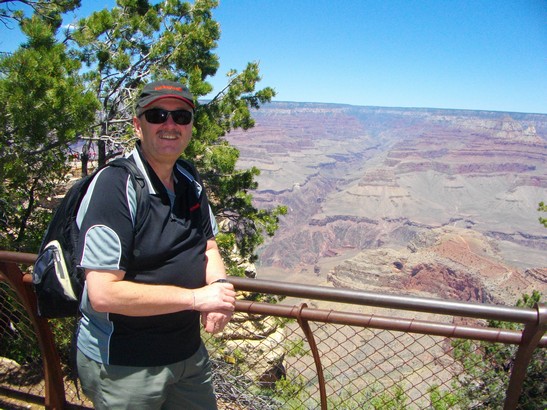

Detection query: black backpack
xmin=32 ymin=158 xmax=150 ymax=318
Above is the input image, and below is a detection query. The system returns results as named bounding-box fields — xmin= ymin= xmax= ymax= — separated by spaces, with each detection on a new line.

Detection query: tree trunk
xmin=80 ymin=141 xmax=89 ymax=177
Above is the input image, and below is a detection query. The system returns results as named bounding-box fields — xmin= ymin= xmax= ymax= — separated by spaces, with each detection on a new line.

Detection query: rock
xmin=327 ymin=227 xmax=546 ymax=304
xmin=220 ymin=314 xmax=287 ymax=383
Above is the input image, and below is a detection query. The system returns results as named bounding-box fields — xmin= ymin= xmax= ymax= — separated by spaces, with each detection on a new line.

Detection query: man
xmin=75 ymin=80 xmax=236 ymax=409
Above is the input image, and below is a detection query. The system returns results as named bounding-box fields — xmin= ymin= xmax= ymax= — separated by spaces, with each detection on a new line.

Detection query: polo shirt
xmin=75 ymin=143 xmax=216 ymax=366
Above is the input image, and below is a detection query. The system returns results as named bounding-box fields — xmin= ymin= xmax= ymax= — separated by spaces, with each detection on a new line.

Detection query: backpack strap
xmin=107 ymin=158 xmax=150 ymax=234
xmin=176 ymin=159 xmax=202 ymax=198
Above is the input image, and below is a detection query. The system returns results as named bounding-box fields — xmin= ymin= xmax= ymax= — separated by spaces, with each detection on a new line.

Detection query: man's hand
xmin=195 ymin=281 xmax=235 ymax=333
xmin=201 ymin=310 xmax=233 ymax=334
xmin=193 ymin=281 xmax=236 ymax=312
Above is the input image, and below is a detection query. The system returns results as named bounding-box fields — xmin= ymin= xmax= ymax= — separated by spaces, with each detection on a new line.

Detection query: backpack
xmin=32 ymin=157 xmax=150 ymax=318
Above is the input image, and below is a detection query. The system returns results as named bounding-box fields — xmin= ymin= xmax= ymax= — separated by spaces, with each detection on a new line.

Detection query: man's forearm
xmin=205 ymin=239 xmax=227 ymax=284
xmin=85 ymin=269 xmax=194 ymax=316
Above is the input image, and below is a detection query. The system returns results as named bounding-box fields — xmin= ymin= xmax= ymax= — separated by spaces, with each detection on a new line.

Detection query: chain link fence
xmin=1 ymin=282 xmax=46 ymax=406
xmin=1 ymin=258 xmax=545 ymax=409
xmin=206 ymin=309 xmax=545 ymax=410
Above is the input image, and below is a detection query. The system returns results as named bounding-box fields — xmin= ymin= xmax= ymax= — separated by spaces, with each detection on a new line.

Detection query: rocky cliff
xmin=327 ymin=227 xmax=543 ymax=304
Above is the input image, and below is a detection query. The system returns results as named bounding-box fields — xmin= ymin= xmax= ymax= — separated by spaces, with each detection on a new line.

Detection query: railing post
xmin=0 ymin=255 xmax=66 ymax=409
xmin=503 ymin=303 xmax=547 ymax=410
xmin=294 ymin=303 xmax=328 ymax=410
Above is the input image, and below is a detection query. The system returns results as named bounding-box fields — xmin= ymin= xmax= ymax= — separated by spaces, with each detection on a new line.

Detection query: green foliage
xmin=284 ymin=338 xmax=309 ymax=358
xmin=49 ymin=317 xmax=78 ymax=369
xmin=327 ymin=382 xmax=411 ymax=410
xmin=205 ymin=146 xmax=287 ymax=265
xmin=0 ymin=9 xmax=98 ymax=251
xmin=428 ymin=385 xmax=459 ymax=410
xmin=538 ymin=201 xmax=547 ymax=228
xmin=0 ymin=0 xmax=80 ymax=28
xmin=452 ymin=291 xmax=546 ymax=409
xmin=272 ymin=375 xmax=306 ymax=403
xmin=368 ymin=383 xmax=408 ymax=410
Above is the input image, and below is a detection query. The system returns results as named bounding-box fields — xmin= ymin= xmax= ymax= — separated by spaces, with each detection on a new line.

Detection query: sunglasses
xmin=139 ymin=108 xmax=193 ymax=125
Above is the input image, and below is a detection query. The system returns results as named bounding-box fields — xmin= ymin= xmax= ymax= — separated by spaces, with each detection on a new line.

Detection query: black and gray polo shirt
xmin=75 ymin=143 xmax=217 ymax=366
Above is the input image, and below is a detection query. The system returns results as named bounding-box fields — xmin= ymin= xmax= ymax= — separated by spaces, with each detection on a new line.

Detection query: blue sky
xmin=1 ymin=0 xmax=545 ymax=113
xmin=208 ymin=0 xmax=546 ymax=114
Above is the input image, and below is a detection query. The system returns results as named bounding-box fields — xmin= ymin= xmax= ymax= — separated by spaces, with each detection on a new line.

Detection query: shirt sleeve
xmin=76 ymin=166 xmax=137 ymax=271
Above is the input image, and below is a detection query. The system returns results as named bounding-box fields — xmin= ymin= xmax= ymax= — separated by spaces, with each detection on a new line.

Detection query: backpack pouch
xmin=33 ymin=240 xmax=80 ymax=318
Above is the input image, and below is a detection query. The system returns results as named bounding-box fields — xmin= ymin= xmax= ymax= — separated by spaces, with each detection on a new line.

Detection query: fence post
xmin=0 ymin=253 xmax=66 ymax=409
xmin=294 ymin=303 xmax=327 ymax=410
xmin=503 ymin=303 xmax=547 ymax=410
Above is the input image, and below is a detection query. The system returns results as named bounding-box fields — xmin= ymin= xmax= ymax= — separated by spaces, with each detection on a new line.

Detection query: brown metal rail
xmin=228 ymin=276 xmax=541 ymax=325
xmin=0 ymin=251 xmax=66 ymax=409
xmin=228 ymin=277 xmax=547 ymax=410
xmin=235 ymin=299 xmax=547 ymax=347
xmin=1 ymin=251 xmax=546 ymax=409
xmin=294 ymin=303 xmax=327 ymax=410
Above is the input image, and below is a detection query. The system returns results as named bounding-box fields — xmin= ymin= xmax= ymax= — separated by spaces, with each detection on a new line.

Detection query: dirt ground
xmin=0 ymin=395 xmax=43 ymax=409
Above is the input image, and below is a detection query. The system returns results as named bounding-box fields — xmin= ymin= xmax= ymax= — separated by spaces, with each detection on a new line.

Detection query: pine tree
xmin=0 ymin=4 xmax=98 ymax=250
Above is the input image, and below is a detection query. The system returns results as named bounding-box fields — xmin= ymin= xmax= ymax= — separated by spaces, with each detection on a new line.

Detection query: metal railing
xmin=1 ymin=250 xmax=545 ymax=409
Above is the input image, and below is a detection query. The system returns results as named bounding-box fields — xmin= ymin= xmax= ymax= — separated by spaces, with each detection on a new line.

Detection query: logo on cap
xmin=155 ymin=85 xmax=184 ymax=92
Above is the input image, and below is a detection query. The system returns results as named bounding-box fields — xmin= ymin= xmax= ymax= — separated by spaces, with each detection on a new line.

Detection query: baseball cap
xmin=136 ymin=80 xmax=195 ymax=110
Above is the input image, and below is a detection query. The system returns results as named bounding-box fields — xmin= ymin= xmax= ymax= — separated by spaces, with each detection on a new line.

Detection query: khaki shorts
xmin=77 ymin=343 xmax=217 ymax=410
